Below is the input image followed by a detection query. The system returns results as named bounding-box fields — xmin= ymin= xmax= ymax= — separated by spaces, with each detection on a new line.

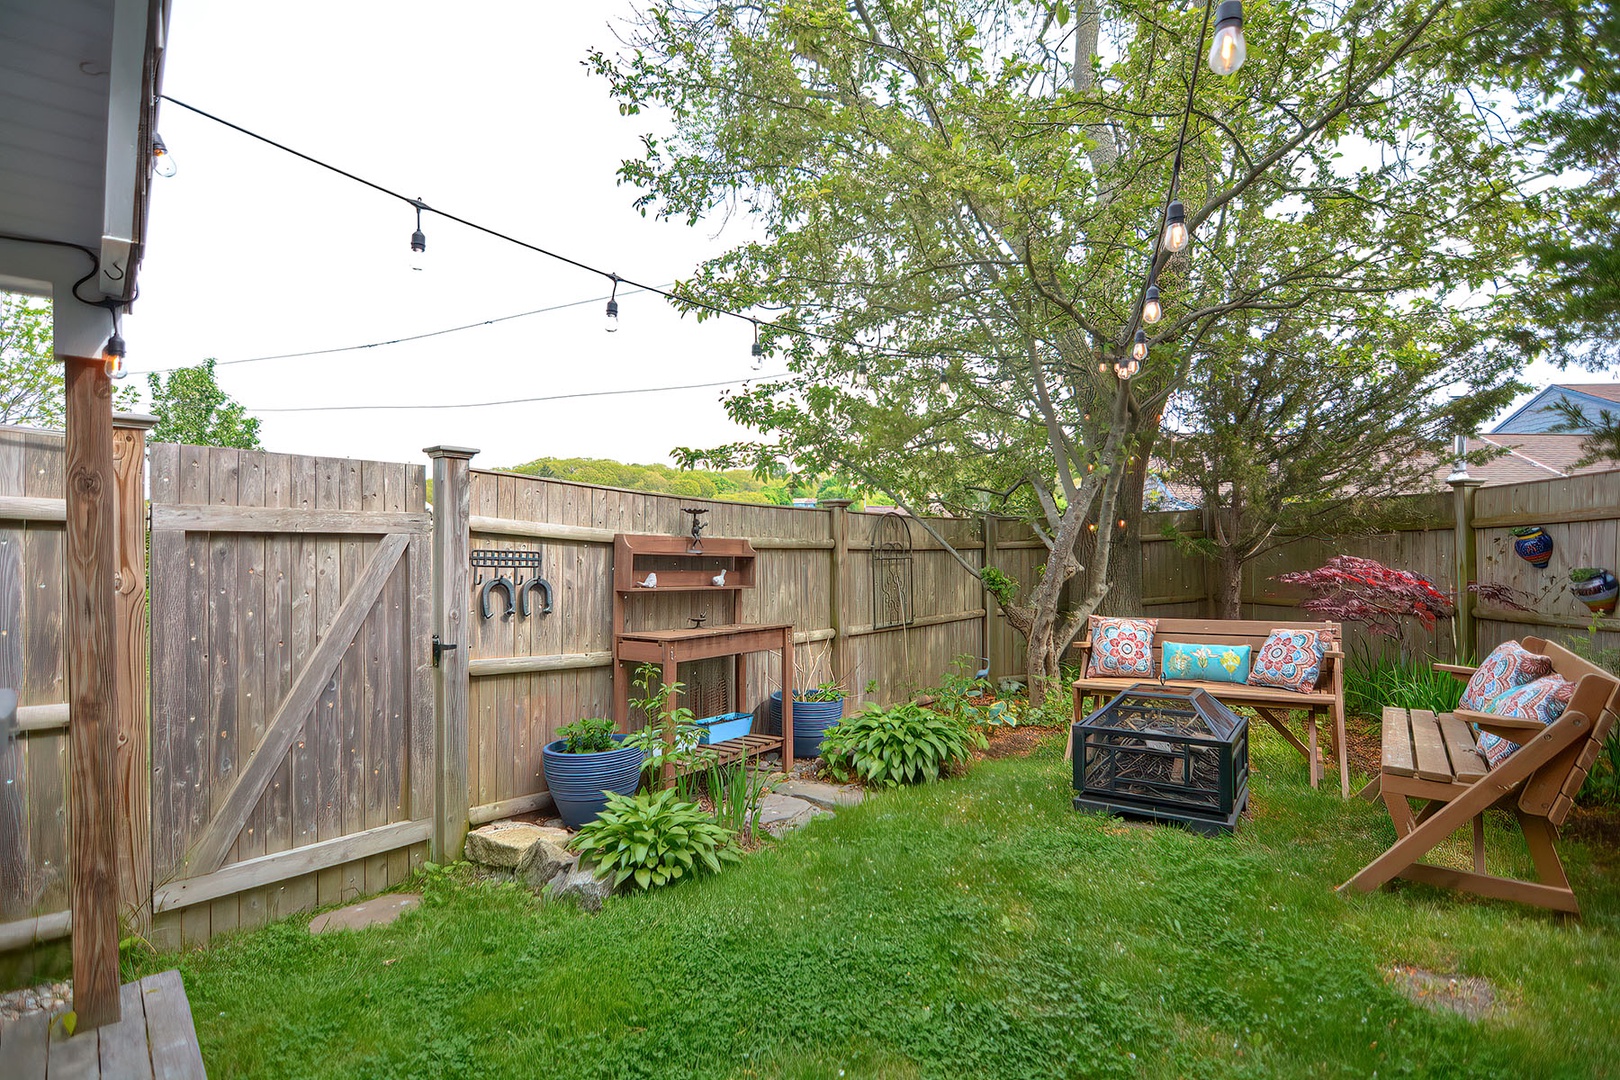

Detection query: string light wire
xmin=250 ymin=373 xmax=790 ymax=413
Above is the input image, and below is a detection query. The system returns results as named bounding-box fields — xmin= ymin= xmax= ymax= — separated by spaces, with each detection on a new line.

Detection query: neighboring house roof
xmin=1431 ymin=433 xmax=1616 ymax=486
xmin=1491 ymin=384 xmax=1620 ymax=434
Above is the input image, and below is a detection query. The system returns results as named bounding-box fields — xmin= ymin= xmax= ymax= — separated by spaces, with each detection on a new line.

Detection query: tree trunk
xmin=1214 ymin=545 xmax=1244 ymax=619
xmin=1097 ymin=451 xmax=1149 ymax=616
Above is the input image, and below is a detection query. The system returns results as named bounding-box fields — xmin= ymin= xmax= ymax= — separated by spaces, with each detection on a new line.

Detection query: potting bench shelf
xmin=612 ymin=534 xmax=796 ymax=783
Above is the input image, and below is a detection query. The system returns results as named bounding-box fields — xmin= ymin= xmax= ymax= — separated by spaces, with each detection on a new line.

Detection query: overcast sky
xmin=125 ymin=1 xmax=770 ymax=469
xmin=120 ymin=1 xmax=1580 ymax=471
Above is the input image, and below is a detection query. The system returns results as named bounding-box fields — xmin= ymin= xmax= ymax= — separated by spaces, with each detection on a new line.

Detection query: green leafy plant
xmin=621 ymin=662 xmax=714 ymax=793
xmin=932 ymin=654 xmax=1017 ymax=729
xmin=979 ymin=566 xmax=1020 ymax=607
xmin=820 ymin=702 xmax=986 ymax=786
xmin=569 ymin=788 xmax=739 ymax=890
xmin=708 ymin=759 xmax=773 ymax=838
xmin=1570 ymin=567 xmax=1605 ymax=583
xmin=1343 ymin=653 xmax=1465 ymax=717
xmin=555 ymin=716 xmax=618 ymax=754
xmin=794 ymin=680 xmax=846 ymax=703
xmin=1509 ymin=526 xmax=1542 ymax=537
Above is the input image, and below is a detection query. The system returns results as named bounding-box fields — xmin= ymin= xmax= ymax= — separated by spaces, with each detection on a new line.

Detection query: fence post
xmin=62 ymin=358 xmax=120 ymax=1029
xmin=1448 ymin=473 xmax=1484 ymax=663
xmin=426 ymin=445 xmax=477 ymax=863
xmin=981 ymin=514 xmax=998 ymax=678
xmin=112 ymin=412 xmax=155 ymax=938
xmin=822 ymin=500 xmax=851 ymax=698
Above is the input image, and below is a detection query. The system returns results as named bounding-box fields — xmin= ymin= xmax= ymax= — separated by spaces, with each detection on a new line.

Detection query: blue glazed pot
xmin=542 ymin=733 xmax=646 ymax=829
xmin=1571 ymin=569 xmax=1619 ymax=616
xmin=1513 ymin=527 xmax=1554 ymax=569
xmin=770 ymin=691 xmax=846 ymax=759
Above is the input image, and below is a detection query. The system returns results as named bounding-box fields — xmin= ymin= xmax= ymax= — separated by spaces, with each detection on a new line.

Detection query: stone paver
xmin=773 ymin=778 xmax=863 ymax=809
xmin=753 ymin=793 xmax=832 ymax=835
xmin=309 ymin=893 xmax=421 ymax=934
xmin=464 ymin=822 xmax=572 ymax=869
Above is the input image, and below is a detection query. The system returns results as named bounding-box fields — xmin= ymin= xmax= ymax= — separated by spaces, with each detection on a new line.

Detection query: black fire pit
xmin=1072 ymin=685 xmax=1249 ymax=834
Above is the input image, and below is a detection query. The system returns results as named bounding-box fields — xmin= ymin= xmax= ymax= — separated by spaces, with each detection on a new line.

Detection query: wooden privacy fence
xmin=3 ymin=420 xmax=1616 ymax=970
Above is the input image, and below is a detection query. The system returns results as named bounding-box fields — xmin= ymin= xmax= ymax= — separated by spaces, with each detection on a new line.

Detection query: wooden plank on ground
xmin=1409 ymin=709 xmax=1453 ymax=782
xmin=1438 ymin=714 xmax=1489 ymax=782
xmin=1 ymin=1009 xmax=50 ymax=1078
xmin=97 ymin=980 xmax=156 ymax=1080
xmin=139 ymin=970 xmax=207 ymax=1080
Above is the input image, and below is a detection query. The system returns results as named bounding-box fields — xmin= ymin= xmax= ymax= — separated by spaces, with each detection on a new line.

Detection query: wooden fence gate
xmin=145 ymin=445 xmax=433 ymax=948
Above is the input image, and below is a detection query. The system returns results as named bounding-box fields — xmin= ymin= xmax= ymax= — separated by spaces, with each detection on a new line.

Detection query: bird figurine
xmin=712 ymin=569 xmax=727 ymax=587
xmin=637 ymin=572 xmax=657 ymax=589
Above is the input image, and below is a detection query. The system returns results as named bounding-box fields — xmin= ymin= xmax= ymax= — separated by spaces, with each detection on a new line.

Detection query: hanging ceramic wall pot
xmin=1569 ymin=568 xmax=1619 ymax=615
xmin=1511 ymin=526 xmax=1554 ymax=569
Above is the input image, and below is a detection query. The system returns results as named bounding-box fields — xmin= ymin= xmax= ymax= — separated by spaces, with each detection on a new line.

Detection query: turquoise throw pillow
xmin=1161 ymin=640 xmax=1252 ymax=684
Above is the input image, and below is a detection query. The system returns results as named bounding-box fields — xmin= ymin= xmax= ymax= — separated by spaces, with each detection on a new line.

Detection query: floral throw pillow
xmin=1086 ymin=616 xmax=1158 ymax=678
xmin=1161 ymin=641 xmax=1252 ymax=684
xmin=1459 ymin=641 xmax=1554 ymax=712
xmin=1246 ymin=629 xmax=1330 ymax=693
xmin=1474 ymin=675 xmax=1575 ymax=768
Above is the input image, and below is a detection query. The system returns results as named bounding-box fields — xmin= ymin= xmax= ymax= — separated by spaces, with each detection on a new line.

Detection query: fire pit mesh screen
xmin=1072 ymin=685 xmax=1248 ymax=834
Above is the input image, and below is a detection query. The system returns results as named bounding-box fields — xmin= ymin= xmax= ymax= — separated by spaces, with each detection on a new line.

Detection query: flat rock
xmin=309 ymin=893 xmax=421 ymax=934
xmin=754 ymin=793 xmax=832 ymax=835
xmin=464 ymin=822 xmax=571 ymax=869
xmin=773 ymin=778 xmax=863 ymax=809
xmin=517 ymin=837 xmax=576 ymax=891
xmin=548 ymin=865 xmax=615 ymax=912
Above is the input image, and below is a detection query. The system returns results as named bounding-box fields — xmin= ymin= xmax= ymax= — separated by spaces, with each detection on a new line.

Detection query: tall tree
xmin=1453 ymin=0 xmax=1620 ymax=366
xmin=594 ymin=0 xmax=1540 ymax=696
xmin=1 ymin=292 xmax=137 ymax=428
xmin=1160 ymin=299 xmax=1524 ymax=617
xmin=146 ymin=359 xmax=263 ymax=449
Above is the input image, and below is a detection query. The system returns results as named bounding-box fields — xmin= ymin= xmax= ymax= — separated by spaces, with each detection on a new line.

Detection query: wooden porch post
xmin=63 ymin=357 xmax=120 ymax=1029
xmin=112 ymin=413 xmax=156 ymax=939
xmin=426 ymin=446 xmax=477 ymax=863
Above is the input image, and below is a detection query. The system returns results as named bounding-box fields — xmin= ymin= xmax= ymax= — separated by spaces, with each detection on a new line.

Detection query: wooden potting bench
xmin=611 ymin=534 xmax=794 ymax=783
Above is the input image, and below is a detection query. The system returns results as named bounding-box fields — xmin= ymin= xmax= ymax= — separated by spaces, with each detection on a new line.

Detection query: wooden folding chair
xmin=1341 ymin=637 xmax=1620 ymax=915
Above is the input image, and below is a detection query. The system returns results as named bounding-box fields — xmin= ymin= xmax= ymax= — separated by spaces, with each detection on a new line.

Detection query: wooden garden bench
xmin=1341 ymin=637 xmax=1620 ymax=914
xmin=1071 ymin=618 xmax=1349 ymax=795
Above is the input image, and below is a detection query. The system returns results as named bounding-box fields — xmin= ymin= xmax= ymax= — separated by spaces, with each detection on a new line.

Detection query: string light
xmin=1142 ymin=283 xmax=1162 ymax=325
xmin=937 ymin=366 xmax=950 ymax=393
xmin=102 ymin=310 xmax=127 ymax=379
xmin=751 ymin=320 xmax=764 ymax=369
xmin=855 ymin=357 xmax=869 ymax=387
xmin=152 ymin=135 xmax=176 ymax=178
xmin=1162 ymin=200 xmax=1189 ymax=253
xmin=1132 ymin=329 xmax=1148 ymax=362
xmin=605 ymin=274 xmax=620 ymax=333
xmin=408 ymin=197 xmax=427 ymax=271
xmin=1208 ymin=1 xmax=1247 ymax=75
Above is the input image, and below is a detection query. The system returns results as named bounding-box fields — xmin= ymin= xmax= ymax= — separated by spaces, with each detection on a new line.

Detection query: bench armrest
xmin=1323 ymin=649 xmax=1345 ymax=660
xmin=1452 ymin=707 xmax=1546 ymax=738
xmin=1433 ymin=662 xmax=1477 ymax=683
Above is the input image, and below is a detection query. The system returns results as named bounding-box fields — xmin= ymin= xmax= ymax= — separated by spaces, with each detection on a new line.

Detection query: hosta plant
xmin=821 ymin=702 xmax=986 ymax=787
xmin=569 ymin=788 xmax=739 ymax=891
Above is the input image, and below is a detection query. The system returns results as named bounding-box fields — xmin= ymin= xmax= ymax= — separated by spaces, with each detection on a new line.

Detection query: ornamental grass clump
xmin=570 ymin=788 xmax=740 ymax=891
xmin=820 ymin=702 xmax=986 ymax=786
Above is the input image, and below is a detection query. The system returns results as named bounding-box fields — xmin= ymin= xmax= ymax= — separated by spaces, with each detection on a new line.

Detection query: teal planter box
xmin=695 ymin=711 xmax=754 ymax=744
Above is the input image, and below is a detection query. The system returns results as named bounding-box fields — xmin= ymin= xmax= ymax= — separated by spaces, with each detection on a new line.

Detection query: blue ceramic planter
xmin=542 ymin=734 xmax=645 ymax=829
xmin=1571 ymin=569 xmax=1619 ymax=616
xmin=770 ymin=691 xmax=846 ymax=758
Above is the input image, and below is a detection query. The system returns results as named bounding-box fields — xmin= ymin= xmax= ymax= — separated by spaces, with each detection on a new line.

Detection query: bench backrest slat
xmin=1516 ymin=636 xmax=1620 ymax=825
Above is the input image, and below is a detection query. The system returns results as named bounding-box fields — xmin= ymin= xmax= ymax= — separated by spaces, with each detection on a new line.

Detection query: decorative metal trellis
xmin=871 ymin=513 xmax=915 ymax=631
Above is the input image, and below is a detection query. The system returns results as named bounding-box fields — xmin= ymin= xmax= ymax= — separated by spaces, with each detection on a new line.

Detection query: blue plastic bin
xmin=695 ymin=711 xmax=754 ymax=744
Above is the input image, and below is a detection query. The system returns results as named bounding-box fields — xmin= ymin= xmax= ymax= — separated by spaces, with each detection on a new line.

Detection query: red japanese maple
xmin=1276 ymin=556 xmax=1454 ymax=637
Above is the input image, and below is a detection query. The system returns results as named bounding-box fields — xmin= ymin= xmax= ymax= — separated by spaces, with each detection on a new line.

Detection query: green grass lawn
xmin=129 ymin=726 xmax=1620 ymax=1079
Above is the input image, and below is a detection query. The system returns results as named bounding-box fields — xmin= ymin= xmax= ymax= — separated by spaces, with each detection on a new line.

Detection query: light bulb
xmin=1142 ymin=284 xmax=1162 ymax=325
xmin=1117 ymin=518 xmax=1127 ymax=530
xmin=152 ymin=135 xmax=176 ymax=178
xmin=855 ymin=359 xmax=869 ymax=387
xmin=1125 ymin=359 xmax=1141 ymax=378
xmin=1098 ymin=360 xmax=1109 ymax=374
xmin=937 ymin=367 xmax=950 ymax=393
xmin=102 ymin=332 xmax=127 ymax=380
xmin=408 ymin=198 xmax=428 ymax=271
xmin=1163 ymin=200 xmax=1189 ymax=253
xmin=604 ymin=298 xmax=619 ymax=332
xmin=1207 ymin=1 xmax=1246 ymax=75
xmin=1131 ymin=329 xmax=1148 ymax=362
